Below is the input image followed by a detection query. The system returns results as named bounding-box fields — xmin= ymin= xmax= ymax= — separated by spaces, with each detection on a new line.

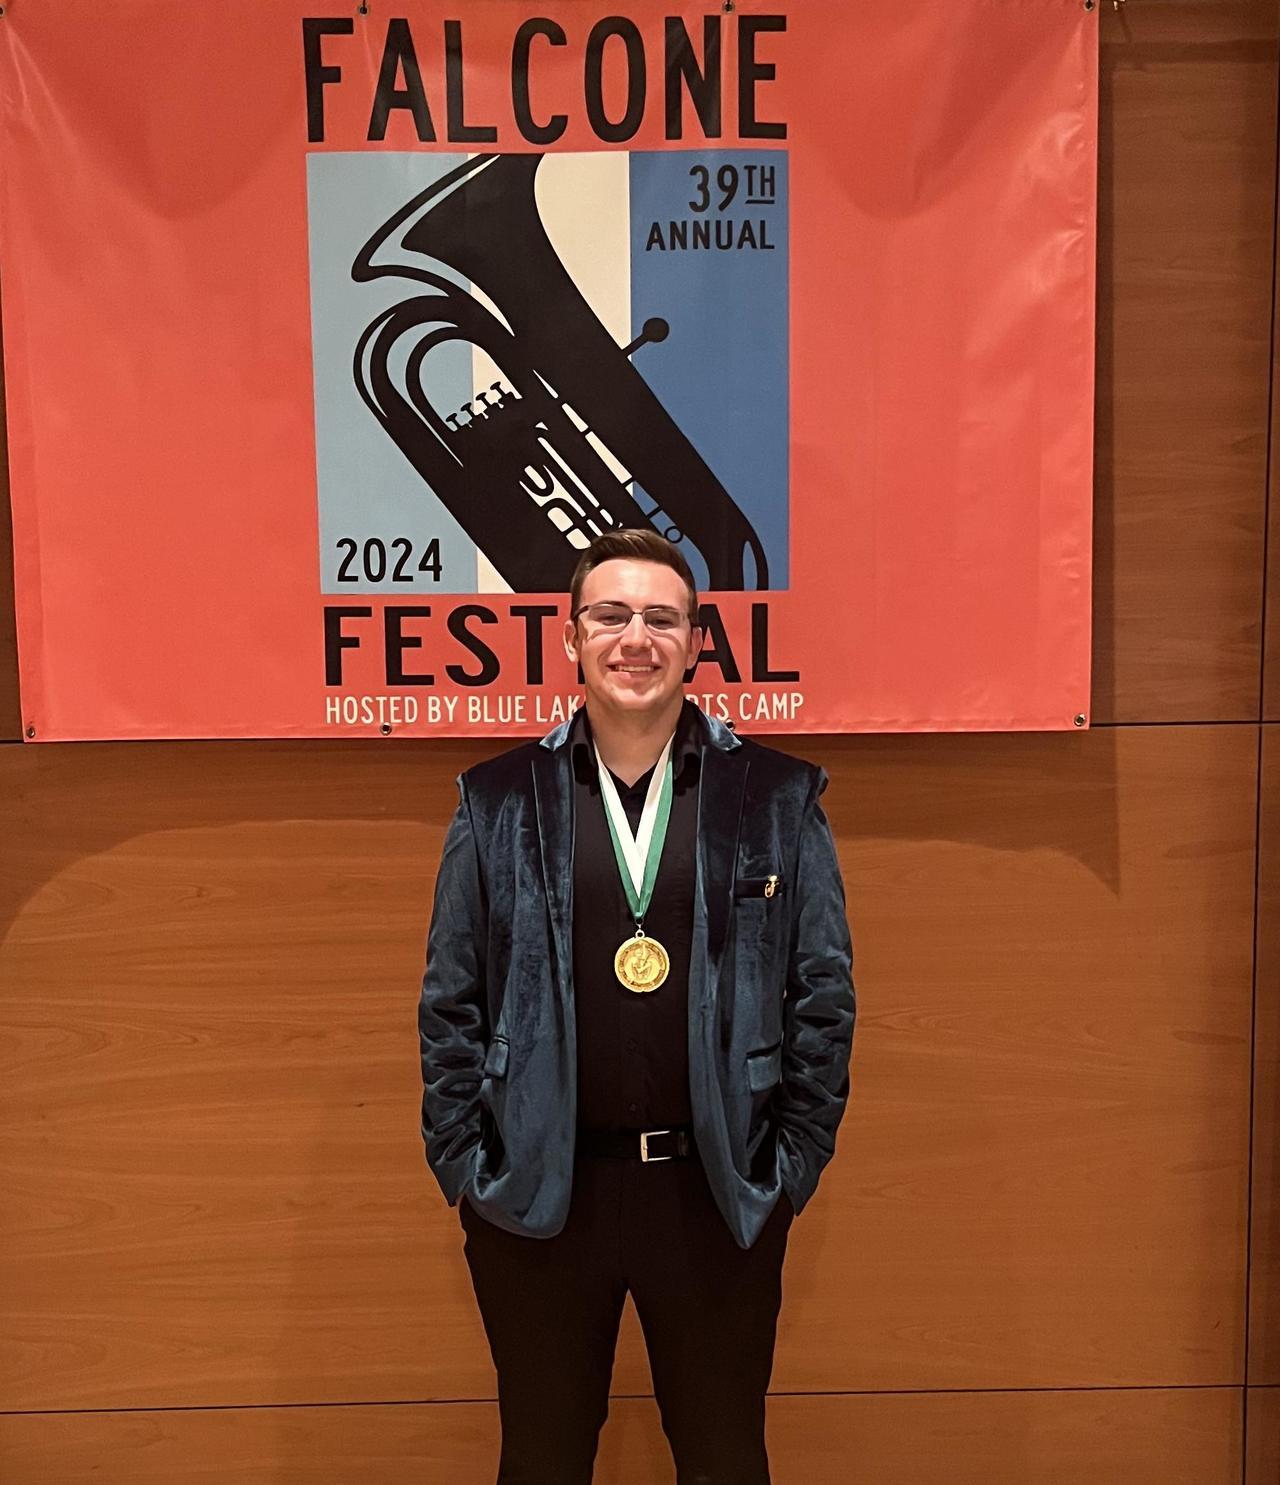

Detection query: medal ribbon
xmin=596 ymin=734 xmax=675 ymax=926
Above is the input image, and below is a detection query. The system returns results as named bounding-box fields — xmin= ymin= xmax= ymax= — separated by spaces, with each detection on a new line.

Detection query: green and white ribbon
xmin=596 ymin=734 xmax=675 ymax=925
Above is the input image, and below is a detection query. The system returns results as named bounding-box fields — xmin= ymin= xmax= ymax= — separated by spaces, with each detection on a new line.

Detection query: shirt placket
xmin=619 ymin=775 xmax=650 ymax=1128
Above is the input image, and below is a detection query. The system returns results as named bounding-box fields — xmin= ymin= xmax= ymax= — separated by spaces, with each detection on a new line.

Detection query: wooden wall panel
xmin=1253 ymin=724 xmax=1280 ymax=1381
xmin=0 ymin=737 xmax=497 ymax=1414
xmin=1092 ymin=0 xmax=1276 ymax=723
xmin=0 ymin=725 xmax=1256 ymax=1411
xmin=1246 ymin=1386 xmax=1280 ymax=1482
xmin=1266 ymin=97 xmax=1279 ymax=722
xmin=1267 ymin=380 xmax=1279 ymax=716
xmin=770 ymin=723 xmax=1256 ymax=1393
xmin=0 ymin=1387 xmax=1242 ymax=1485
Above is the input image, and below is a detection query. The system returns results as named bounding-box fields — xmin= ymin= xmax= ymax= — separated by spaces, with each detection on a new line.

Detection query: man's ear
xmin=681 ymin=626 xmax=703 ymax=683
xmin=562 ymin=617 xmax=580 ymax=666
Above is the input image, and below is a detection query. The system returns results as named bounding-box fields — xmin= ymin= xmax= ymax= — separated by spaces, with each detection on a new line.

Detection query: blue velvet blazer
xmin=418 ymin=704 xmax=856 ymax=1250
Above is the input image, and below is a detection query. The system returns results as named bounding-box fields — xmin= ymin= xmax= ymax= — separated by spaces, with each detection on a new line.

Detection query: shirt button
xmin=627 ymin=1039 xmax=638 ymax=1053
xmin=627 ymin=1102 xmax=638 ymax=1115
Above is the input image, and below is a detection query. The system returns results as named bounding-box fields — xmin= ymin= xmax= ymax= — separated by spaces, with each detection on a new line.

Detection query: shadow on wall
xmin=0 ymin=726 xmax=1124 ymax=952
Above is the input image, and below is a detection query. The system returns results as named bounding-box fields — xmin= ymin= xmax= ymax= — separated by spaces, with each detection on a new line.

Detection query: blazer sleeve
xmin=775 ymin=766 xmax=856 ymax=1214
xmin=418 ymin=774 xmax=490 ymax=1206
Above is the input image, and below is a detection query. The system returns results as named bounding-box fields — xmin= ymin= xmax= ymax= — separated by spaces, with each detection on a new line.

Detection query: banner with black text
xmin=0 ymin=0 xmax=1096 ymax=738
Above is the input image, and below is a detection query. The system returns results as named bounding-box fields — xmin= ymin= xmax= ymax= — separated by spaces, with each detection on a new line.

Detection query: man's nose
xmin=619 ymin=613 xmax=653 ymax=647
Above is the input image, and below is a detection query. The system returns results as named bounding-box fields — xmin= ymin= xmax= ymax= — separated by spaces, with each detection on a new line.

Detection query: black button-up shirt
xmin=571 ymin=701 xmax=701 ymax=1133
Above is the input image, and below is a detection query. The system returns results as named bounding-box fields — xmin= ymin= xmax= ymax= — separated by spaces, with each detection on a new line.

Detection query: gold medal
xmin=614 ymin=932 xmax=670 ymax=993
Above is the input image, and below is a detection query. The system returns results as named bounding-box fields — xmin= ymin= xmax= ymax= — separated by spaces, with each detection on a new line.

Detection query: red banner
xmin=0 ymin=0 xmax=1096 ymax=739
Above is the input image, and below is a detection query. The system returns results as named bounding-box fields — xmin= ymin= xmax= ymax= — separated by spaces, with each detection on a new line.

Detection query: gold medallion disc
xmin=614 ymin=934 xmax=670 ymax=993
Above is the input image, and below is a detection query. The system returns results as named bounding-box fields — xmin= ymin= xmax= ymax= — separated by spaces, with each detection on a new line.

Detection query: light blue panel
xmin=629 ymin=150 xmax=789 ymax=591
xmin=307 ymin=152 xmax=476 ymax=593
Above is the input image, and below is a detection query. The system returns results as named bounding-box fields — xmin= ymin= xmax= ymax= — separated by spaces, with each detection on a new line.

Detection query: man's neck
xmin=587 ymin=694 xmax=685 ymax=788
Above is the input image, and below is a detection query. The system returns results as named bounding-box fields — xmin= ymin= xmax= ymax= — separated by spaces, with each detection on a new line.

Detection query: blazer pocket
xmin=734 ymin=874 xmax=786 ymax=901
xmin=746 ymin=1043 xmax=783 ymax=1093
xmin=482 ymin=1036 xmax=509 ymax=1080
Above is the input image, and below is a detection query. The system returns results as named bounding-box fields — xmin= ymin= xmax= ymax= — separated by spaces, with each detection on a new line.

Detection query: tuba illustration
xmin=351 ymin=153 xmax=770 ymax=593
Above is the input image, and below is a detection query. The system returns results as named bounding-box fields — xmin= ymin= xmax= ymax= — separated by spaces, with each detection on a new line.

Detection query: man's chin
xmin=591 ymin=675 xmax=678 ymax=709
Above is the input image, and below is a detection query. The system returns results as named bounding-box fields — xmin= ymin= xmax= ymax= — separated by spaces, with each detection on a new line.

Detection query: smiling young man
xmin=418 ymin=529 xmax=856 ymax=1484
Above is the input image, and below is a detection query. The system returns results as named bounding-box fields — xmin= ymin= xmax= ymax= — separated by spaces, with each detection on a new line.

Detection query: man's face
xmin=563 ymin=558 xmax=702 ymax=716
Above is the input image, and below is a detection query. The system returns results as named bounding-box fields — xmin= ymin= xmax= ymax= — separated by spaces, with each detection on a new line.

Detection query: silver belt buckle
xmin=640 ymin=1129 xmax=673 ymax=1163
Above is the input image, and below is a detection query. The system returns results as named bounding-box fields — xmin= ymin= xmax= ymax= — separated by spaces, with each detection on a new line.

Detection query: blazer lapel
xmin=531 ymin=742 xmax=575 ymax=1001
xmin=694 ymin=742 xmax=750 ymax=1004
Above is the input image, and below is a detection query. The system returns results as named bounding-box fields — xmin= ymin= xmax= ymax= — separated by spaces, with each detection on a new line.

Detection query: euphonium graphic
xmin=352 ymin=153 xmax=770 ymax=593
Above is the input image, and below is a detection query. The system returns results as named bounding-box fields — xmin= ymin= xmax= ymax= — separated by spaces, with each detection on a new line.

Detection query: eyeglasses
xmin=573 ymin=602 xmax=691 ymax=635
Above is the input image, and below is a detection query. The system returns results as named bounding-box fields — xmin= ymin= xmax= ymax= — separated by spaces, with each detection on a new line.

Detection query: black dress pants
xmin=459 ymin=1153 xmax=793 ymax=1485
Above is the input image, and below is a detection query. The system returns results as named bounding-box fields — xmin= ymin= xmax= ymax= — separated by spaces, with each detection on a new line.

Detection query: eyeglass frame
xmin=571 ymin=601 xmax=700 ymax=635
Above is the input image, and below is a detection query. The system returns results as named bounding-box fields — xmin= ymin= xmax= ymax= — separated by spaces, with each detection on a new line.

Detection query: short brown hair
xmin=569 ymin=529 xmax=700 ymax=625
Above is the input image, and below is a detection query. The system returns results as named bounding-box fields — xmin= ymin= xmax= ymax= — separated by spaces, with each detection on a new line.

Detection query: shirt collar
xmin=571 ymin=699 xmax=701 ymax=787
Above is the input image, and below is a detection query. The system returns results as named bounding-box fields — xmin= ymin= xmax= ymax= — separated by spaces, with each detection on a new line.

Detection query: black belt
xmin=577 ymin=1126 xmax=695 ymax=1163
